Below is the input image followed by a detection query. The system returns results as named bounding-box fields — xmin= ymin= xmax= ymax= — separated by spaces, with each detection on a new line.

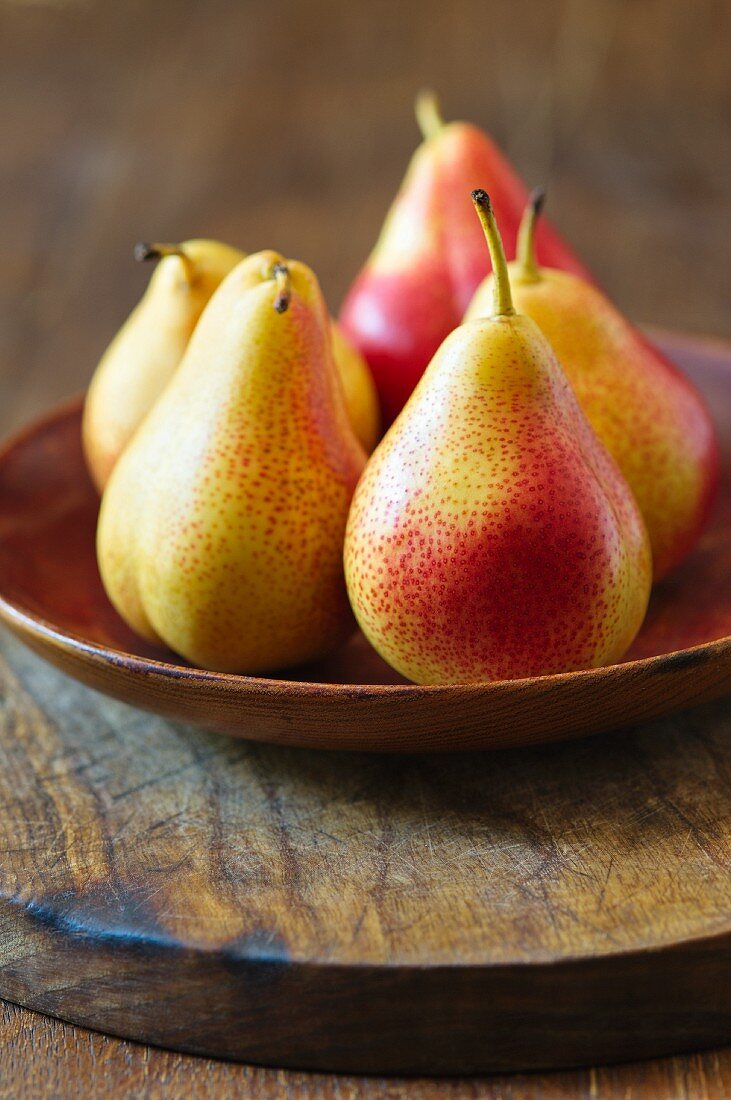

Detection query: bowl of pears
xmin=0 ymin=94 xmax=728 ymax=752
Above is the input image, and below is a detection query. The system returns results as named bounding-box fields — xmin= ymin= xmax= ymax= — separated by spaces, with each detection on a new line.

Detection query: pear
xmin=83 ymin=239 xmax=244 ymax=490
xmin=84 ymin=243 xmax=379 ymax=492
xmin=98 ymin=251 xmax=366 ymax=673
xmin=331 ymin=321 xmax=380 ymax=452
xmin=344 ymin=191 xmax=651 ymax=685
xmin=339 ymin=92 xmax=589 ymax=428
xmin=465 ymin=191 xmax=719 ymax=579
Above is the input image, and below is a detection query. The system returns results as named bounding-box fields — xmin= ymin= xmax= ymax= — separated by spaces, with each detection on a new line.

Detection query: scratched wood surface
xmin=0 ymin=619 xmax=729 ymax=1071
xmin=2 ymin=0 xmax=731 ymax=1092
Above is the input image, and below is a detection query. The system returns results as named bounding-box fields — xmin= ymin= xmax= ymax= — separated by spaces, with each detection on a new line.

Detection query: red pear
xmin=339 ymin=93 xmax=588 ymax=427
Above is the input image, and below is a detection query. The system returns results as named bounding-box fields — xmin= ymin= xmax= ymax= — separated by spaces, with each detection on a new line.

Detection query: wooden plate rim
xmin=2 ymin=884 xmax=730 ymax=971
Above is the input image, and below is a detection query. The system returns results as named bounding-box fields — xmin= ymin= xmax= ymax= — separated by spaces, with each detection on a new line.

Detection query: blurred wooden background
xmin=1 ymin=1 xmax=730 ymax=1095
xmin=2 ymin=0 xmax=730 ymax=437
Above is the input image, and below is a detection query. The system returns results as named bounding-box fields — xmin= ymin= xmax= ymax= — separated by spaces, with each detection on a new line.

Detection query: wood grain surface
xmin=1 ymin=1002 xmax=729 ymax=1100
xmin=2 ymin=0 xmax=731 ymax=440
xmin=2 ymin=0 xmax=730 ymax=1093
xmin=0 ymin=616 xmax=729 ymax=1072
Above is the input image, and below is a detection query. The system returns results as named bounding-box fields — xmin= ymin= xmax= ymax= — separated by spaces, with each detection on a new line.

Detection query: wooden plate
xmin=0 ymin=330 xmax=729 ymax=752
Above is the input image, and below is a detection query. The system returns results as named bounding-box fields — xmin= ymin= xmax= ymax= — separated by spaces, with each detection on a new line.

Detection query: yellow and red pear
xmin=466 ymin=191 xmax=719 ymax=579
xmin=345 ymin=192 xmax=651 ymax=685
xmin=339 ymin=92 xmax=588 ymax=428
xmin=98 ymin=251 xmax=366 ymax=673
xmin=83 ymin=239 xmax=244 ymax=491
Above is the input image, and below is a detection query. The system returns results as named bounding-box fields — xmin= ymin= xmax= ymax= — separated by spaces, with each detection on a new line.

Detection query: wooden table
xmin=2 ymin=0 xmax=729 ymax=1094
xmin=1 ymin=1002 xmax=729 ymax=1098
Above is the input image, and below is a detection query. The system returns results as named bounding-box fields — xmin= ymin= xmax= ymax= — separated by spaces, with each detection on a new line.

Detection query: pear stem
xmin=415 ymin=90 xmax=446 ymax=141
xmin=516 ymin=187 xmax=546 ymax=281
xmin=134 ymin=242 xmax=195 ymax=283
xmin=470 ymin=190 xmax=515 ymax=318
xmin=272 ymin=262 xmax=291 ymax=314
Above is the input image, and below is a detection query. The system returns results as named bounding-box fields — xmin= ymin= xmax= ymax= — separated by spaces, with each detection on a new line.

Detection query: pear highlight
xmin=466 ymin=191 xmax=719 ymax=578
xmin=97 ymin=252 xmax=366 ymax=673
xmin=344 ymin=191 xmax=652 ymax=684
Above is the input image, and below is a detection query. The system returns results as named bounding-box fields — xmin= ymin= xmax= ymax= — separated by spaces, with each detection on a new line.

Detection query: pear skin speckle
xmin=467 ymin=266 xmax=719 ymax=579
xmin=98 ymin=251 xmax=366 ymax=673
xmin=344 ymin=314 xmax=652 ymax=685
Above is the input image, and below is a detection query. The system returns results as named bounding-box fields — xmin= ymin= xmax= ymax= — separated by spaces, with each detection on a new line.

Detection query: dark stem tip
xmin=529 ymin=186 xmax=547 ymax=216
xmin=134 ymin=242 xmax=159 ymax=263
xmin=471 ymin=189 xmax=491 ymax=212
xmin=272 ymin=261 xmax=291 ymax=314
